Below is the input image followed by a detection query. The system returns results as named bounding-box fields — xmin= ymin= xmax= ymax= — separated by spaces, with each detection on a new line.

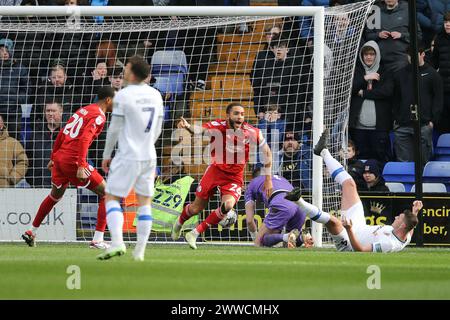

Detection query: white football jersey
xmin=356 ymin=225 xmax=411 ymax=253
xmin=112 ymin=84 xmax=164 ymax=161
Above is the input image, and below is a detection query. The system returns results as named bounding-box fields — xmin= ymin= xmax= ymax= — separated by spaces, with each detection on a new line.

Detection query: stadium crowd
xmin=0 ymin=0 xmax=449 ymax=194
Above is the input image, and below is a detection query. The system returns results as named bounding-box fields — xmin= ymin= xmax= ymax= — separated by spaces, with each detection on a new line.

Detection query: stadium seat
xmin=434 ymin=134 xmax=450 ymax=161
xmin=382 ymin=162 xmax=415 ymax=192
xmin=151 ymin=50 xmax=188 ymax=96
xmin=385 ymin=182 xmax=406 ymax=193
xmin=422 ymin=161 xmax=450 ymax=191
xmin=151 ymin=50 xmax=188 ymax=121
xmin=411 ymin=183 xmax=447 ymax=193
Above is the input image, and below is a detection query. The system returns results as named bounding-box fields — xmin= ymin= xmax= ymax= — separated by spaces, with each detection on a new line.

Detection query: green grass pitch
xmin=1 ymin=243 xmax=449 ymax=300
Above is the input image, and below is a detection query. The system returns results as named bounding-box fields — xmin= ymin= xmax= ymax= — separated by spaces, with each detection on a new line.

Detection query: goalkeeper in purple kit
xmin=245 ymin=168 xmax=314 ymax=248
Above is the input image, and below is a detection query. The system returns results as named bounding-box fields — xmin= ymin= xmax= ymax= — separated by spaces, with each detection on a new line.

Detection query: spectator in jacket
xmin=360 ymin=159 xmax=389 ymax=192
xmin=349 ymin=40 xmax=393 ymax=164
xmin=251 ymin=37 xmax=308 ymax=128
xmin=26 ymin=101 xmax=63 ymax=187
xmin=392 ymin=47 xmax=443 ymax=164
xmin=256 ymin=104 xmax=286 ymax=173
xmin=299 ymin=0 xmax=330 ymax=46
xmin=365 ymin=0 xmax=422 ymax=72
xmin=33 ymin=61 xmax=80 ymax=126
xmin=0 ymin=38 xmax=30 ymax=140
xmin=343 ymin=139 xmax=366 ymax=190
xmin=278 ymin=131 xmax=312 ymax=191
xmin=417 ymin=0 xmax=450 ymax=47
xmin=433 ymin=12 xmax=450 ymax=133
xmin=0 ymin=114 xmax=29 ymax=187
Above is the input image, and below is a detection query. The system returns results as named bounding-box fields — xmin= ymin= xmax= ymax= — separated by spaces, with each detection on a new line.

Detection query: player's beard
xmin=229 ymin=119 xmax=241 ymax=131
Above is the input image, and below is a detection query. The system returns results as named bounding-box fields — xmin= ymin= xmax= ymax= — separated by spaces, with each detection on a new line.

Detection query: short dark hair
xmin=444 ymin=11 xmax=450 ymax=22
xmin=407 ymin=46 xmax=426 ymax=56
xmin=270 ymin=37 xmax=289 ymax=49
xmin=126 ymin=55 xmax=150 ymax=82
xmin=108 ymin=65 xmax=123 ymax=77
xmin=264 ymin=104 xmax=279 ymax=112
xmin=361 ymin=46 xmax=376 ymax=55
xmin=402 ymin=209 xmax=419 ymax=231
xmin=97 ymin=86 xmax=115 ymax=101
xmin=252 ymin=166 xmax=262 ymax=178
xmin=226 ymin=102 xmax=244 ymax=114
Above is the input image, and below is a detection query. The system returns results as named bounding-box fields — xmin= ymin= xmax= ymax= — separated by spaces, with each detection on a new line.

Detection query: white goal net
xmin=0 ymin=2 xmax=373 ymax=246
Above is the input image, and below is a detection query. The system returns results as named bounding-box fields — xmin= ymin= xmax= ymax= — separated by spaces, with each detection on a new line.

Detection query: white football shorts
xmin=106 ymin=156 xmax=157 ymax=198
xmin=331 ymin=201 xmax=367 ymax=252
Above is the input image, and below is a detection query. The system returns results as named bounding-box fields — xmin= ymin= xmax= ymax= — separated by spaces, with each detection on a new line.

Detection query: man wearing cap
xmin=360 ymin=159 xmax=389 ymax=192
xmin=0 ymin=38 xmax=30 ymax=140
xmin=278 ymin=130 xmax=312 ymax=191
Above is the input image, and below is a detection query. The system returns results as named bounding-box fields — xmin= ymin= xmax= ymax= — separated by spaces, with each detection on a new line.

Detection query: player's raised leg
xmin=313 ymin=128 xmax=360 ymax=211
xmin=284 ymin=188 xmax=350 ymax=251
xmin=22 ymin=183 xmax=67 ymax=247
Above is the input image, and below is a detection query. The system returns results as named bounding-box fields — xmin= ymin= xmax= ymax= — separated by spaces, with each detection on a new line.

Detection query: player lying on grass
xmin=245 ymin=167 xmax=313 ymax=248
xmin=285 ymin=129 xmax=422 ymax=253
xmin=171 ymin=103 xmax=273 ymax=249
xmin=22 ymin=86 xmax=115 ymax=249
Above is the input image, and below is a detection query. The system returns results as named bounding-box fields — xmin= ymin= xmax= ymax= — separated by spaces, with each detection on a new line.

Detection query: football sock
xmin=106 ymin=200 xmax=124 ymax=248
xmin=196 ymin=207 xmax=224 ymax=234
xmin=297 ymin=198 xmax=331 ymax=224
xmin=32 ymin=194 xmax=61 ymax=232
xmin=93 ymin=231 xmax=104 ymax=243
xmin=178 ymin=204 xmax=193 ymax=225
xmin=262 ymin=233 xmax=284 ymax=247
xmin=249 ymin=230 xmax=257 ymax=241
xmin=95 ymin=196 xmax=107 ymax=233
xmin=321 ymin=149 xmax=352 ymax=185
xmin=136 ymin=205 xmax=153 ymax=250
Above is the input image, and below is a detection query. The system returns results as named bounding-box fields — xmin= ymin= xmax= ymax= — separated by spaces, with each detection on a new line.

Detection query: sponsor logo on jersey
xmin=95 ymin=115 xmax=104 ymax=125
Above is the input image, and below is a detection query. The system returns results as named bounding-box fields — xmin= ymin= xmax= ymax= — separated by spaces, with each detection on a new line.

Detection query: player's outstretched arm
xmin=259 ymin=131 xmax=273 ymax=197
xmin=412 ymin=200 xmax=423 ymax=216
xmin=245 ymin=200 xmax=258 ymax=240
xmin=342 ymin=218 xmax=372 ymax=252
xmin=177 ymin=116 xmax=205 ymax=135
xmin=409 ymin=200 xmax=423 ymax=238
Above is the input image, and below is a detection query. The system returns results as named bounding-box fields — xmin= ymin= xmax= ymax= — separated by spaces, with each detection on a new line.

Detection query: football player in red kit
xmin=22 ymin=86 xmax=115 ymax=249
xmin=172 ymin=102 xmax=273 ymax=249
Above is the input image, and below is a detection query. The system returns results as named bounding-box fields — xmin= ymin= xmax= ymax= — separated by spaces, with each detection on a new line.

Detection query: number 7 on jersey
xmin=143 ymin=107 xmax=155 ymax=133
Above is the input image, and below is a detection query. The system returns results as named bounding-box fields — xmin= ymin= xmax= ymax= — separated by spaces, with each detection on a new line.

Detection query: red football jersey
xmin=203 ymin=119 xmax=264 ymax=176
xmin=51 ymin=103 xmax=106 ymax=168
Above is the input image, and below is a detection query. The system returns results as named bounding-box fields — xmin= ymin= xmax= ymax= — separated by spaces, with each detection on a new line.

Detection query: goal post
xmin=0 ymin=2 xmax=374 ymax=247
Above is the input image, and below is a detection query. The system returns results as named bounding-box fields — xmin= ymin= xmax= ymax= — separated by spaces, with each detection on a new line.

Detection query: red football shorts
xmin=195 ymin=165 xmax=243 ymax=202
xmin=51 ymin=160 xmax=104 ymax=190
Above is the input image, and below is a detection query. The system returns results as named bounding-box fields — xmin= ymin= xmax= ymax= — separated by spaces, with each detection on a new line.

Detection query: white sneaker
xmin=185 ymin=231 xmax=198 ymax=250
xmin=96 ymin=243 xmax=127 ymax=260
xmin=171 ymin=221 xmax=182 ymax=241
xmin=195 ymin=79 xmax=206 ymax=91
xmin=133 ymin=244 xmax=146 ymax=262
xmin=89 ymin=241 xmax=110 ymax=250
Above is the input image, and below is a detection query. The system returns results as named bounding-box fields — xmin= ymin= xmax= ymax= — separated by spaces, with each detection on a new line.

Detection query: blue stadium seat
xmin=411 ymin=183 xmax=447 ymax=193
xmin=382 ymin=162 xmax=415 ymax=191
xmin=422 ymin=161 xmax=450 ymax=191
xmin=385 ymin=182 xmax=406 ymax=193
xmin=151 ymin=50 xmax=188 ymax=96
xmin=434 ymin=134 xmax=450 ymax=161
xmin=151 ymin=50 xmax=188 ymax=121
